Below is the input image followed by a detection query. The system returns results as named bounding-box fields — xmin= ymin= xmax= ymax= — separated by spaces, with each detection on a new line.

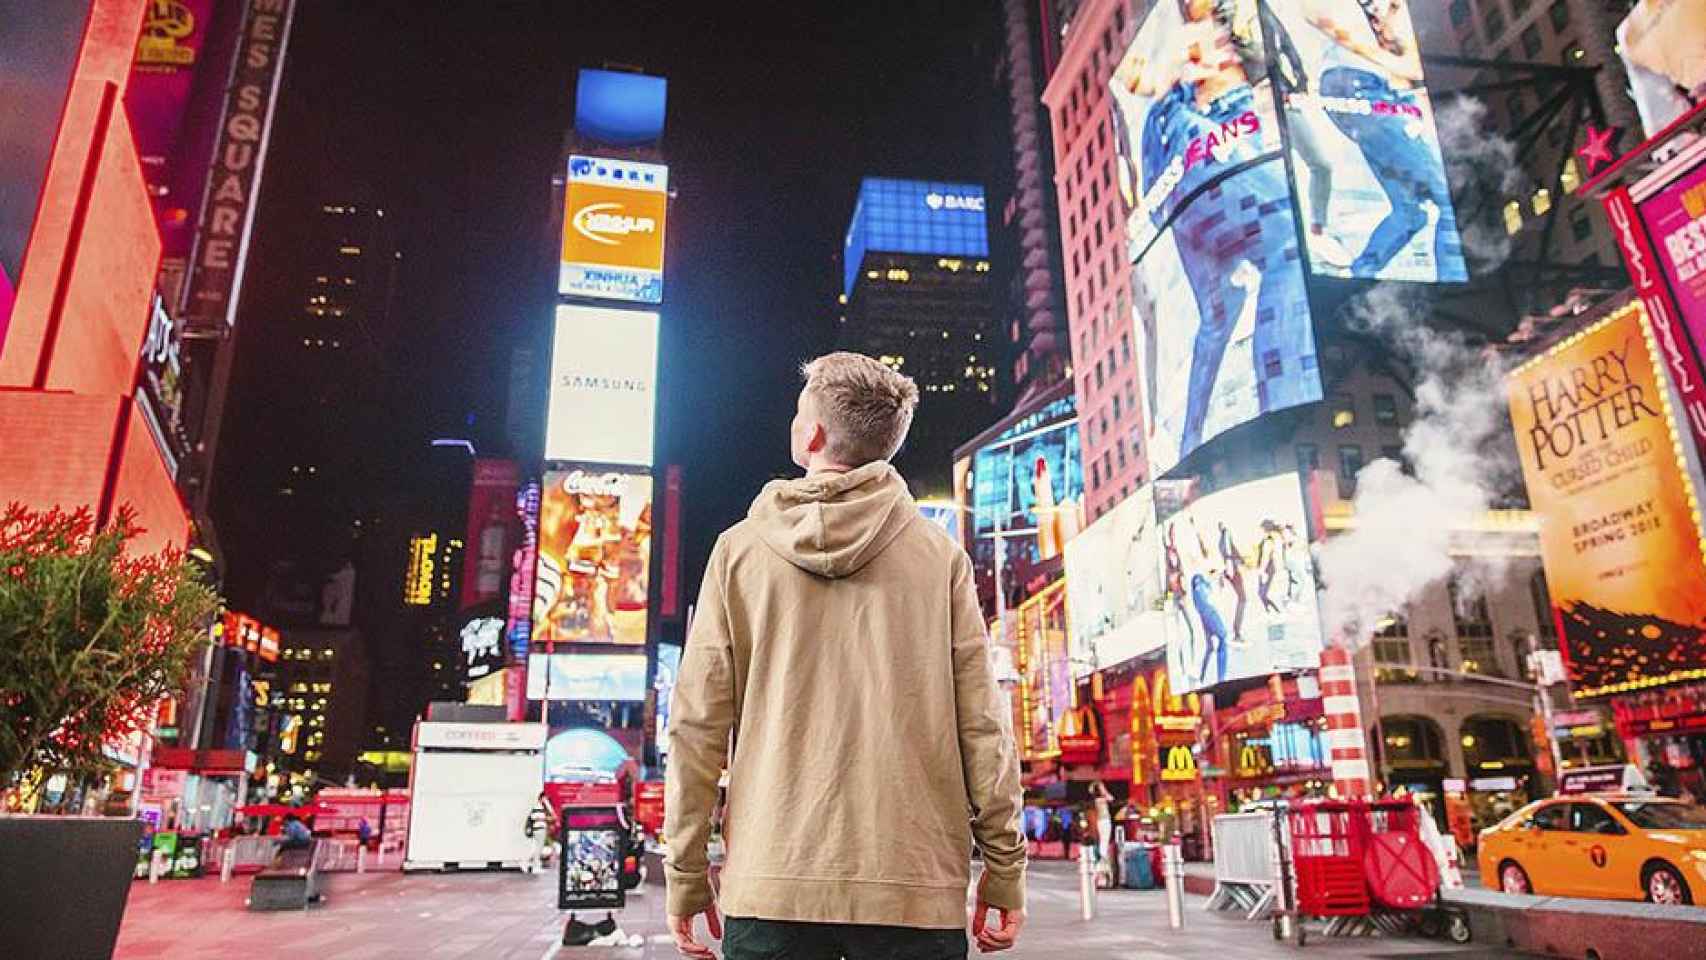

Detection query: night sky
xmin=244 ymin=0 xmax=996 ymax=595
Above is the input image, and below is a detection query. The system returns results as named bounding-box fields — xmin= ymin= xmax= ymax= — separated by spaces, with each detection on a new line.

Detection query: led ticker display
xmin=1111 ymin=1 xmax=1319 ymax=476
xmin=843 ymin=177 xmax=989 ymax=297
xmin=526 ymin=653 xmax=648 ymax=701
xmin=1507 ymin=303 xmax=1706 ymax=698
xmin=560 ymin=155 xmax=668 ymax=304
xmin=544 ymin=305 xmax=659 ymax=467
xmin=1265 ymin=0 xmax=1467 ymax=283
xmin=574 ymin=69 xmax=667 ymax=146
xmin=534 ymin=469 xmax=653 ymax=646
xmin=1159 ymin=473 xmax=1324 ymax=692
xmin=404 ymin=533 xmax=439 ymax=606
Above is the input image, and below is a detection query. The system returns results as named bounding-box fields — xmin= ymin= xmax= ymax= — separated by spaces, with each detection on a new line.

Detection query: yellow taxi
xmin=1477 ymin=794 xmax=1706 ymax=905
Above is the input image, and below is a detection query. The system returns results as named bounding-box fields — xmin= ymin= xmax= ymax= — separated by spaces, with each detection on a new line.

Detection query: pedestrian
xmin=664 ymin=352 xmax=1027 ymax=959
xmin=278 ymin=813 xmax=312 ymax=851
xmin=356 ymin=816 xmax=373 ymax=850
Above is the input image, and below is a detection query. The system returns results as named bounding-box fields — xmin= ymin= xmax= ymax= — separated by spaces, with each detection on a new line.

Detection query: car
xmin=1476 ymin=793 xmax=1706 ymax=905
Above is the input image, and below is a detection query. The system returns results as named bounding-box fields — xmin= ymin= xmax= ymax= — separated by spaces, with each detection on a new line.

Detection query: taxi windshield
xmin=1615 ymin=801 xmax=1706 ymax=830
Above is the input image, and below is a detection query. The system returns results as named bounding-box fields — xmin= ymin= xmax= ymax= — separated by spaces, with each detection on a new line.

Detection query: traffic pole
xmin=1077 ymin=842 xmax=1096 ymax=920
xmin=1162 ymin=840 xmax=1185 ymax=929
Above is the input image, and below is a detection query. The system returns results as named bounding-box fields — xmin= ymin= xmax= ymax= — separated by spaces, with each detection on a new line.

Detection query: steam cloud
xmin=1315 ymin=97 xmax=1526 ymax=652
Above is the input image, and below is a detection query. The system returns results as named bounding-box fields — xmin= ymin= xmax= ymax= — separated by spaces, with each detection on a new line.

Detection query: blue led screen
xmin=574 ymin=69 xmax=667 ymax=146
xmin=843 ymin=178 xmax=989 ymax=297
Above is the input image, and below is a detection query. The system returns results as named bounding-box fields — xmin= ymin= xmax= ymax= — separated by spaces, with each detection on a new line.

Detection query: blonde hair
xmin=800 ymin=352 xmax=920 ymax=465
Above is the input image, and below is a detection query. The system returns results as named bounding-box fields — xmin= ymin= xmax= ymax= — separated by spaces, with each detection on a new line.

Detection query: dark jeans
xmin=723 ymin=917 xmax=967 ymax=960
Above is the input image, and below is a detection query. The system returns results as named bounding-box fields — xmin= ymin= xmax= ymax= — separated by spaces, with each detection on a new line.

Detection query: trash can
xmin=1121 ymin=842 xmax=1155 ymax=889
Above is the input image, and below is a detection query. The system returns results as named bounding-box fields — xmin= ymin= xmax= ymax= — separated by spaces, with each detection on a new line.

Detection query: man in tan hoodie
xmin=665 ymin=352 xmax=1027 ymax=959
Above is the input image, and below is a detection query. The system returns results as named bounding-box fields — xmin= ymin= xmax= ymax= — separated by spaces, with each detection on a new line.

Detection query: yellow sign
xmin=136 ymin=0 xmax=199 ymax=67
xmin=1162 ymin=745 xmax=1198 ymax=782
xmin=1507 ymin=303 xmax=1706 ymax=697
xmin=404 ymin=533 xmax=438 ymax=606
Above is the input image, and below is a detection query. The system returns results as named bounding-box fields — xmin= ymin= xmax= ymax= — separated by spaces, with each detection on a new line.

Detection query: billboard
xmin=460 ymin=616 xmax=504 ymax=681
xmin=843 ymin=177 xmax=989 ymax=297
xmin=1111 ymin=3 xmax=1319 ymax=475
xmin=505 ymin=480 xmax=540 ymax=721
xmin=560 ymin=155 xmax=668 ymax=304
xmin=180 ymin=0 xmax=294 ymax=328
xmin=1264 ymin=0 xmax=1466 ymax=283
xmin=525 ymin=653 xmax=647 ymax=701
xmin=544 ymin=305 xmax=659 ymax=466
xmin=533 ymin=468 xmax=653 ymax=646
xmin=460 ymin=459 xmax=518 ymax=609
xmin=969 ymin=394 xmax=1083 ymax=601
xmin=574 ymin=69 xmax=667 ymax=146
xmin=1618 ymin=0 xmax=1706 ymax=139
xmin=1507 ymin=303 xmax=1706 ymax=698
xmin=1064 ymin=485 xmax=1166 ymax=678
xmin=1158 ymin=473 xmax=1324 ymax=692
xmin=1639 ymin=160 xmax=1706 ymax=355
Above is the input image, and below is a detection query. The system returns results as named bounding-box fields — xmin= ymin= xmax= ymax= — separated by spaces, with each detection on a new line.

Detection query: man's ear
xmin=808 ymin=422 xmax=828 ymax=454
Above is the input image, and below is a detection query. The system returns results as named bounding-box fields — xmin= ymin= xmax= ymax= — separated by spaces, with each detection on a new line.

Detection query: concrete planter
xmin=0 ymin=816 xmax=144 ymax=959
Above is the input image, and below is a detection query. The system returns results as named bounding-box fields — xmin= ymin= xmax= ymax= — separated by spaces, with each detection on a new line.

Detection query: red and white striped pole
xmin=1319 ymin=645 xmax=1371 ymax=799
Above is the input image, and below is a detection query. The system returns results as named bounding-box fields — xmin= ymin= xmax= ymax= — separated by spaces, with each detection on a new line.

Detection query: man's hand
xmin=668 ymin=904 xmax=723 ymax=960
xmin=971 ymin=875 xmax=1025 ymax=954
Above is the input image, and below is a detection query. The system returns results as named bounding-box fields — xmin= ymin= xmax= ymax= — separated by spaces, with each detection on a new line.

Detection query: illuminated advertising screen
xmin=534 ymin=468 xmax=653 ymax=646
xmin=654 ymin=643 xmax=681 ymax=761
xmin=1111 ymin=3 xmax=1319 ymax=476
xmin=969 ymin=394 xmax=1083 ymax=599
xmin=843 ymin=177 xmax=989 ymax=297
xmin=560 ymin=155 xmax=668 ymax=303
xmin=461 ymin=459 xmax=519 ymax=609
xmin=917 ymin=501 xmax=960 ymax=543
xmin=545 ymin=304 xmax=659 ymax=466
xmin=1507 ymin=303 xmax=1706 ymax=698
xmin=526 ymin=653 xmax=647 ymax=701
xmin=1064 ymin=485 xmax=1167 ymax=678
xmin=1638 ymin=161 xmax=1706 ymax=351
xmin=1158 ymin=473 xmax=1324 ymax=692
xmin=544 ymin=727 xmax=640 ymax=783
xmin=461 ymin=616 xmax=504 ymax=681
xmin=1618 ymin=0 xmax=1706 ymax=138
xmin=1265 ymin=0 xmax=1466 ymax=283
xmin=574 ymin=69 xmax=667 ymax=146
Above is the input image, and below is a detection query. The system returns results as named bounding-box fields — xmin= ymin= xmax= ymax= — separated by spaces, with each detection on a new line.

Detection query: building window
xmin=1296 ymin=443 xmax=1319 ymax=474
xmin=1374 ymin=613 xmax=1418 ymax=683
xmin=1120 ymin=332 xmax=1131 ymax=364
xmin=1484 ymin=4 xmax=1506 ymax=42
xmin=1521 ymin=25 xmax=1549 ymax=59
xmin=1562 ymin=41 xmax=1585 ymax=63
xmin=1571 ymin=208 xmax=1593 ymax=241
xmin=1459 ymin=633 xmax=1502 ymax=676
xmin=1373 ymin=393 xmax=1398 ymax=426
xmin=1504 ymin=200 xmax=1524 ymax=235
xmin=1091 ymin=460 xmax=1102 ymax=487
xmin=1337 ymin=445 xmax=1363 ymax=496
xmin=1510 ymin=0 xmax=1531 ymax=13
xmin=1116 ymin=441 xmax=1127 ymax=470
xmin=1095 ymin=359 xmax=1104 ymax=390
xmin=1101 ymin=449 xmax=1113 ymax=478
xmin=1449 ymin=577 xmax=1496 ymax=640
xmin=1548 ymin=0 xmax=1569 ymax=32
xmin=1331 ymin=394 xmax=1355 ymax=429
xmin=1529 ymin=569 xmax=1556 ymax=639
xmin=1111 ymin=393 xmax=1122 ymax=421
xmin=1450 ymin=0 xmax=1471 ymax=28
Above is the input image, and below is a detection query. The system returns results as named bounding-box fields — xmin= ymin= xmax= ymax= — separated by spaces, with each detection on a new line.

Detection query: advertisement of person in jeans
xmin=1110 ymin=0 xmax=1320 ymax=475
xmin=1266 ymin=0 xmax=1469 ymax=282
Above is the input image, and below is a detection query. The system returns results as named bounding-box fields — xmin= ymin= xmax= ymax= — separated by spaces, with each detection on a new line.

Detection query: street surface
xmin=114 ymin=860 xmax=1536 ymax=959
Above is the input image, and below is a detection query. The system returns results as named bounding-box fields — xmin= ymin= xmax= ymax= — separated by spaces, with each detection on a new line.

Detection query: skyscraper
xmin=838 ymin=177 xmax=999 ymax=494
xmin=1040 ymin=0 xmax=1148 ymax=522
xmin=988 ymin=0 xmax=1072 ymax=405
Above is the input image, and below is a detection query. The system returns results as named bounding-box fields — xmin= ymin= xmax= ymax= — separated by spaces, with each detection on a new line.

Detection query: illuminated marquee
xmin=404 ymin=533 xmax=438 ymax=606
xmin=559 ymin=155 xmax=668 ymax=304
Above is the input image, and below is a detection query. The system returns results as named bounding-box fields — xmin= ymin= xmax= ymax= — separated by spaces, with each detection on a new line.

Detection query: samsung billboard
xmin=544 ymin=304 xmax=659 ymax=466
xmin=843 ymin=177 xmax=989 ymax=297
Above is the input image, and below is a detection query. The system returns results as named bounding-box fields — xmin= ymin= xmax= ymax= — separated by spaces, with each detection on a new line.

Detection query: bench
xmin=247 ymin=843 xmax=323 ymax=911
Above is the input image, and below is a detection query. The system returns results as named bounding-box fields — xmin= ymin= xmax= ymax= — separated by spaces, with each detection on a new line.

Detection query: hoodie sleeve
xmin=950 ymin=550 xmax=1028 ymax=912
xmin=664 ymin=536 xmax=738 ymax=918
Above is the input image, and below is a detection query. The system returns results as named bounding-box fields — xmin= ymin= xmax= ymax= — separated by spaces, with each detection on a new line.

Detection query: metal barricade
xmin=224 ymin=835 xmax=282 ymax=874
xmin=1207 ymin=812 xmax=1280 ymax=920
xmin=310 ymin=838 xmax=363 ymax=872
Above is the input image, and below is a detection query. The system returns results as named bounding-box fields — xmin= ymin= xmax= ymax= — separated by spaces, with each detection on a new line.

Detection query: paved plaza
xmin=113 ymin=861 xmax=1538 ymax=959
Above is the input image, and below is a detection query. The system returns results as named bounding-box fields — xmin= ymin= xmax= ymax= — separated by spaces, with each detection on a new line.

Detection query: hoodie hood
xmin=748 ymin=461 xmax=917 ymax=578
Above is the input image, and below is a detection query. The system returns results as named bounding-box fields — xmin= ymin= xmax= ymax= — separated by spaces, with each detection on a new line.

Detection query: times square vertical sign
xmin=181 ymin=0 xmax=295 ymax=329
